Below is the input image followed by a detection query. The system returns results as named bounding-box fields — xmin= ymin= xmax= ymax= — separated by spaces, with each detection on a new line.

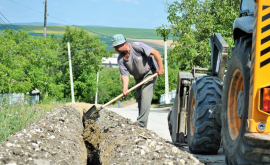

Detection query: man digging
xmin=112 ymin=34 xmax=164 ymax=128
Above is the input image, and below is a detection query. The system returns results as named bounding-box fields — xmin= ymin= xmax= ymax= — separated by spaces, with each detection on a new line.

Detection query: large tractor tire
xmin=222 ymin=36 xmax=270 ymax=164
xmin=187 ymin=75 xmax=222 ymax=154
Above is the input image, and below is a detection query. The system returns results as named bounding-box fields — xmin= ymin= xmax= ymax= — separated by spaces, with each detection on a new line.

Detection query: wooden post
xmin=44 ymin=0 xmax=47 ymax=38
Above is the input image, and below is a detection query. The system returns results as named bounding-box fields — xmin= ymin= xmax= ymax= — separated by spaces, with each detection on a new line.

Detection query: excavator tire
xmin=222 ymin=36 xmax=270 ymax=165
xmin=187 ymin=75 xmax=222 ymax=154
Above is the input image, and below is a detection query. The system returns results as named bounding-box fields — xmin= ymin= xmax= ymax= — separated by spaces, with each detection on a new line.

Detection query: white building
xmin=102 ymin=54 xmax=119 ymax=68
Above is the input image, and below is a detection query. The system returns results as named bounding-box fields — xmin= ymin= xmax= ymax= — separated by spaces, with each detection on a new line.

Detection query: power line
xmin=0 ymin=17 xmax=11 ymax=30
xmin=0 ymin=22 xmax=8 ymax=30
xmin=9 ymin=0 xmax=43 ymax=15
xmin=9 ymin=0 xmax=79 ymax=26
xmin=0 ymin=17 xmax=11 ymax=29
xmin=0 ymin=12 xmax=18 ymax=30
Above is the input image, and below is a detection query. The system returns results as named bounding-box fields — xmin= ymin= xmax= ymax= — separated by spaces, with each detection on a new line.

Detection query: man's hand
xmin=122 ymin=87 xmax=129 ymax=96
xmin=156 ymin=68 xmax=164 ymax=76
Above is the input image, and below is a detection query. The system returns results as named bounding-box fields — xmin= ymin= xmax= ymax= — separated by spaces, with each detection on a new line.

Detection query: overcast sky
xmin=0 ymin=0 xmax=172 ymax=29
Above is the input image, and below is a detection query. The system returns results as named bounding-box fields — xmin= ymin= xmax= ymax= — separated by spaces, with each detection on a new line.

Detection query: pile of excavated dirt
xmin=0 ymin=103 xmax=202 ymax=165
xmin=0 ymin=105 xmax=87 ymax=165
xmin=84 ymin=108 xmax=203 ymax=165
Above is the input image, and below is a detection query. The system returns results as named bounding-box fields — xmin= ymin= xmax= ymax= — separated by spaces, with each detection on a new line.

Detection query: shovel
xmin=83 ymin=73 xmax=158 ymax=121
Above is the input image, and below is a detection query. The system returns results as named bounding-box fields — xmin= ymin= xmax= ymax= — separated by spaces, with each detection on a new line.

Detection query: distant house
xmin=102 ymin=54 xmax=119 ymax=68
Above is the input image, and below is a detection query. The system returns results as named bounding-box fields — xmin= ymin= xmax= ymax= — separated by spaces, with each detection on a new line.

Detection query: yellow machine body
xmin=247 ymin=0 xmax=270 ymax=137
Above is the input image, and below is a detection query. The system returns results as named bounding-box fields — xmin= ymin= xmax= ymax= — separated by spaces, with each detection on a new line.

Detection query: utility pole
xmin=164 ymin=39 xmax=170 ymax=104
xmin=44 ymin=0 xmax=47 ymax=38
xmin=95 ymin=72 xmax=99 ymax=104
xmin=157 ymin=26 xmax=170 ymax=104
xmin=67 ymin=42 xmax=75 ymax=103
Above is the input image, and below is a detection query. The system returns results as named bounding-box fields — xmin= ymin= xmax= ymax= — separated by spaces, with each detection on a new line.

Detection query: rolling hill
xmin=0 ymin=24 xmax=174 ymax=52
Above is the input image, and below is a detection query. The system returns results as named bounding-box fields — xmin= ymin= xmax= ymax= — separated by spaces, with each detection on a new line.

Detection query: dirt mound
xmin=84 ymin=109 xmax=203 ymax=165
xmin=0 ymin=105 xmax=87 ymax=165
xmin=0 ymin=103 xmax=202 ymax=165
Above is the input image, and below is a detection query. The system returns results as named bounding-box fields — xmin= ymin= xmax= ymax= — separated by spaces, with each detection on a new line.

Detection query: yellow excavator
xmin=168 ymin=0 xmax=270 ymax=164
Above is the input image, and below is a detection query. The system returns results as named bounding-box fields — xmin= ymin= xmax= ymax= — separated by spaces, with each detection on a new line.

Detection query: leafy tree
xmin=157 ymin=0 xmax=241 ymax=71
xmin=60 ymin=27 xmax=110 ymax=103
xmin=0 ymin=29 xmax=63 ymax=100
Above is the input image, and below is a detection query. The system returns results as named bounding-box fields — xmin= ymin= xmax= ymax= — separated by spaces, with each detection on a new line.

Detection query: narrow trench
xmin=82 ymin=117 xmax=104 ymax=165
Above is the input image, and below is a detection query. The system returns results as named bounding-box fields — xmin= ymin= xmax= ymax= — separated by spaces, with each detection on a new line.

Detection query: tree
xmin=0 ymin=29 xmax=63 ymax=100
xmin=157 ymin=0 xmax=241 ymax=71
xmin=60 ymin=27 xmax=110 ymax=103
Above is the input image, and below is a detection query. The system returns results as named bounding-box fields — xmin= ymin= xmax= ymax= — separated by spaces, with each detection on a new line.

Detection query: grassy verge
xmin=0 ymin=97 xmax=63 ymax=142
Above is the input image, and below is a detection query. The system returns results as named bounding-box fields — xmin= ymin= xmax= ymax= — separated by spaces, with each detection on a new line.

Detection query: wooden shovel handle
xmin=102 ymin=73 xmax=158 ymax=109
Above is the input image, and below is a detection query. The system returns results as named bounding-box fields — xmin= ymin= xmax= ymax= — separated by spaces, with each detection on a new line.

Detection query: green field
xmin=1 ymin=25 xmax=172 ymax=52
xmin=81 ymin=26 xmax=164 ymax=39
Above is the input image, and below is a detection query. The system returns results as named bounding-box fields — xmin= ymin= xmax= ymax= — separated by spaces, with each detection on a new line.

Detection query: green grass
xmin=81 ymin=26 xmax=165 ymax=40
xmin=16 ymin=25 xmax=96 ymax=36
xmin=0 ymin=96 xmax=63 ymax=142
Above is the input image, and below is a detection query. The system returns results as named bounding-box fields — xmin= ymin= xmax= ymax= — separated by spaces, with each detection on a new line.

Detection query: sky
xmin=0 ymin=0 xmax=172 ymax=29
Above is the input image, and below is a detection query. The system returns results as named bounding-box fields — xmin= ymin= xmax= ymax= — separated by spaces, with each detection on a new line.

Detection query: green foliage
xmin=0 ymin=29 xmax=64 ymax=101
xmin=97 ymin=68 xmax=136 ymax=104
xmin=60 ymin=27 xmax=110 ymax=103
xmin=0 ymin=27 xmax=111 ymax=103
xmin=157 ymin=0 xmax=241 ymax=70
xmin=156 ymin=25 xmax=171 ymax=41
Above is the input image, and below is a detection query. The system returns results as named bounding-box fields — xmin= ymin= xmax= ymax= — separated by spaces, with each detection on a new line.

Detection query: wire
xmin=9 ymin=0 xmax=43 ymax=15
xmin=8 ymin=0 xmax=80 ymax=27
xmin=0 ymin=17 xmax=11 ymax=29
xmin=0 ymin=18 xmax=11 ymax=30
xmin=0 ymin=12 xmax=18 ymax=30
xmin=0 ymin=22 xmax=8 ymax=30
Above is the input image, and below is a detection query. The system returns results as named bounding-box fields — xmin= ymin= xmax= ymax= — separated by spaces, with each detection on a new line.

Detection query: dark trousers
xmin=135 ymin=69 xmax=157 ymax=128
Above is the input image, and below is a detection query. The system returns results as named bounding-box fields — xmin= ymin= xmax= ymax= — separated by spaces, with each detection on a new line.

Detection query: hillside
xmin=0 ymin=25 xmax=174 ymax=52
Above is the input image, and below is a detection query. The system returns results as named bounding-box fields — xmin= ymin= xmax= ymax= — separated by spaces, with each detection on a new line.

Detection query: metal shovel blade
xmin=83 ymin=105 xmax=102 ymax=121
